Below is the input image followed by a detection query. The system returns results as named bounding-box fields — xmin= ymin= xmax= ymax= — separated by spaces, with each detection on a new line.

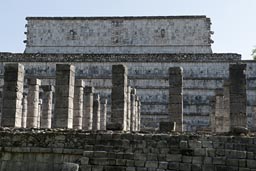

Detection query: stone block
xmin=134 ymin=160 xmax=145 ymax=167
xmin=159 ymin=121 xmax=176 ymax=132
xmin=247 ymin=159 xmax=256 ymax=168
xmin=61 ymin=162 xmax=79 ymax=171
xmin=168 ymin=162 xmax=179 ymax=170
xmin=158 ymin=161 xmax=168 ymax=169
xmin=180 ymin=163 xmax=191 ymax=171
xmin=189 ymin=140 xmax=202 ymax=148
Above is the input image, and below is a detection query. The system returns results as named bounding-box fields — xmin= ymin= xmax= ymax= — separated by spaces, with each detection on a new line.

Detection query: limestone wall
xmin=0 ymin=53 xmax=255 ymax=131
xmin=24 ymin=16 xmax=212 ymax=54
xmin=1 ymin=130 xmax=256 ymax=171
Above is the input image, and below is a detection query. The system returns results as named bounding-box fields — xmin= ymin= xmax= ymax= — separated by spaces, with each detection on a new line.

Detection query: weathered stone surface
xmin=169 ymin=67 xmax=183 ymax=132
xmin=126 ymin=86 xmax=131 ymax=131
xmin=229 ymin=64 xmax=247 ymax=129
xmin=41 ymin=85 xmax=54 ymax=128
xmin=212 ymin=82 xmax=230 ymax=133
xmin=111 ymin=64 xmax=128 ymax=131
xmin=73 ymin=79 xmax=84 ymax=129
xmin=26 ymin=78 xmax=41 ymax=128
xmin=0 ymin=53 xmax=245 ymax=131
xmin=25 ymin=16 xmax=212 ymax=54
xmin=159 ymin=122 xmax=176 ymax=132
xmin=53 ymin=64 xmax=75 ymax=129
xmin=2 ymin=63 xmax=24 ymax=127
xmin=92 ymin=94 xmax=101 ymax=131
xmin=130 ymin=88 xmax=136 ymax=131
xmin=100 ymin=98 xmax=107 ymax=130
xmin=61 ymin=162 xmax=79 ymax=171
xmin=83 ymin=86 xmax=94 ymax=130
xmin=21 ymin=93 xmax=28 ymax=128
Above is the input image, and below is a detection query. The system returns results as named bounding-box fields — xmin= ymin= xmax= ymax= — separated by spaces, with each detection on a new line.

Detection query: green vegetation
xmin=252 ymin=47 xmax=256 ymax=60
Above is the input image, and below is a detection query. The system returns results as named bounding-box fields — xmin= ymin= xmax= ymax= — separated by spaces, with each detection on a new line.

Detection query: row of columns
xmin=211 ymin=64 xmax=247 ymax=133
xmin=0 ymin=64 xmax=109 ymax=130
xmin=163 ymin=64 xmax=248 ymax=133
xmin=0 ymin=63 xmax=248 ymax=132
xmin=0 ymin=63 xmax=141 ymax=132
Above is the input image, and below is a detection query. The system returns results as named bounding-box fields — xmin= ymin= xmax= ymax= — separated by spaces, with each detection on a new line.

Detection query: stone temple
xmin=0 ymin=16 xmax=256 ymax=171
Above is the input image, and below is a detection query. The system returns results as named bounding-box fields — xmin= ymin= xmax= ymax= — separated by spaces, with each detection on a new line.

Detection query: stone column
xmin=37 ymin=99 xmax=42 ymax=128
xmin=0 ymin=92 xmax=2 ymax=127
xmin=54 ymin=64 xmax=75 ymax=129
xmin=83 ymin=86 xmax=94 ymax=130
xmin=223 ymin=81 xmax=230 ymax=132
xmin=41 ymin=85 xmax=54 ymax=129
xmin=26 ymin=78 xmax=41 ymax=128
xmin=130 ymin=88 xmax=136 ymax=131
xmin=126 ymin=86 xmax=131 ymax=131
xmin=209 ymin=96 xmax=216 ymax=132
xmin=214 ymin=89 xmax=225 ymax=133
xmin=135 ymin=96 xmax=139 ymax=131
xmin=92 ymin=94 xmax=100 ymax=131
xmin=138 ymin=100 xmax=141 ymax=131
xmin=168 ymin=67 xmax=183 ymax=132
xmin=110 ymin=64 xmax=128 ymax=131
xmin=229 ymin=64 xmax=247 ymax=129
xmin=100 ymin=98 xmax=107 ymax=130
xmin=2 ymin=63 xmax=24 ymax=127
xmin=73 ymin=80 xmax=85 ymax=129
xmin=21 ymin=93 xmax=28 ymax=128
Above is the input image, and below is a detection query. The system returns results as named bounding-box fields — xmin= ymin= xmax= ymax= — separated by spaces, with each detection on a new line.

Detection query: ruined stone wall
xmin=1 ymin=130 xmax=256 ymax=171
xmin=24 ymin=16 xmax=212 ymax=54
xmin=0 ymin=53 xmax=255 ymax=131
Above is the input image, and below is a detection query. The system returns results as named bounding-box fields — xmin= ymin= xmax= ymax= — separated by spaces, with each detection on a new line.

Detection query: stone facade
xmin=25 ymin=16 xmax=212 ymax=54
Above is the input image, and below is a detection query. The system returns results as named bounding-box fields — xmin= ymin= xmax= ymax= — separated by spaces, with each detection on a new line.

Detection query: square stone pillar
xmin=223 ymin=81 xmax=230 ymax=132
xmin=100 ymin=98 xmax=107 ymax=130
xmin=92 ymin=94 xmax=101 ymax=131
xmin=229 ymin=64 xmax=247 ymax=129
xmin=111 ymin=64 xmax=128 ymax=131
xmin=168 ymin=67 xmax=183 ymax=132
xmin=138 ymin=100 xmax=141 ymax=131
xmin=21 ymin=93 xmax=28 ymax=128
xmin=73 ymin=80 xmax=85 ymax=129
xmin=27 ymin=78 xmax=41 ymax=128
xmin=53 ymin=64 xmax=75 ymax=129
xmin=130 ymin=88 xmax=136 ymax=131
xmin=37 ymin=99 xmax=42 ymax=128
xmin=209 ymin=96 xmax=216 ymax=132
xmin=83 ymin=86 xmax=94 ymax=130
xmin=135 ymin=96 xmax=139 ymax=131
xmin=0 ymin=92 xmax=2 ymax=127
xmin=214 ymin=89 xmax=225 ymax=133
xmin=2 ymin=63 xmax=24 ymax=127
xmin=213 ymin=85 xmax=230 ymax=133
xmin=126 ymin=86 xmax=131 ymax=131
xmin=41 ymin=85 xmax=54 ymax=129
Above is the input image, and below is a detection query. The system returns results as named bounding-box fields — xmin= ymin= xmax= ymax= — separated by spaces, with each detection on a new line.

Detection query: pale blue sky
xmin=0 ymin=0 xmax=255 ymax=59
